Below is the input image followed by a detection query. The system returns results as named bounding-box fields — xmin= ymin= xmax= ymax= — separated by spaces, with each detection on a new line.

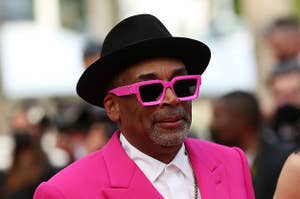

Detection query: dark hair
xmin=55 ymin=104 xmax=94 ymax=133
xmin=265 ymin=16 xmax=299 ymax=35
xmin=268 ymin=58 xmax=300 ymax=85
xmin=83 ymin=40 xmax=101 ymax=59
xmin=55 ymin=103 xmax=117 ymax=137
xmin=220 ymin=91 xmax=261 ymax=128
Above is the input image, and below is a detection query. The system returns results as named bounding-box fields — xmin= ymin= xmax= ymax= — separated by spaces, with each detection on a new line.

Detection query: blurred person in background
xmin=55 ymin=103 xmax=116 ymax=165
xmin=0 ymin=104 xmax=58 ymax=199
xmin=84 ymin=109 xmax=116 ymax=153
xmin=0 ymin=133 xmax=57 ymax=199
xmin=210 ymin=91 xmax=292 ymax=199
xmin=273 ymin=150 xmax=300 ymax=199
xmin=263 ymin=17 xmax=300 ymax=145
xmin=268 ymin=59 xmax=300 ymax=109
xmin=81 ymin=39 xmax=117 ymax=153
xmin=55 ymin=40 xmax=114 ymax=163
xmin=55 ymin=104 xmax=93 ymax=164
xmin=8 ymin=104 xmax=52 ymax=142
xmin=266 ymin=59 xmax=300 ymax=147
xmin=265 ymin=16 xmax=300 ymax=63
xmin=83 ymin=39 xmax=101 ymax=68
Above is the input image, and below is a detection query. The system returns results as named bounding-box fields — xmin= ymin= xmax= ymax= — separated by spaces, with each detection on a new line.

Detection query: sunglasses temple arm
xmin=108 ymin=85 xmax=136 ymax=96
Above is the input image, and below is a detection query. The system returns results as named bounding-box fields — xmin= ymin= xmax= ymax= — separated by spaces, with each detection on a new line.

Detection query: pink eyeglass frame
xmin=108 ymin=75 xmax=201 ymax=106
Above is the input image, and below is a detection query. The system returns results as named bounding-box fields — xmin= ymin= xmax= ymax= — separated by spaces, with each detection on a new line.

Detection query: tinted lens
xmin=139 ymin=83 xmax=164 ymax=102
xmin=174 ymin=79 xmax=197 ymax=97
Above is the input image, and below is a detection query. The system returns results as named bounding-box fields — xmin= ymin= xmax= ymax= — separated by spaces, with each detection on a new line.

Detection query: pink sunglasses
xmin=108 ymin=75 xmax=201 ymax=106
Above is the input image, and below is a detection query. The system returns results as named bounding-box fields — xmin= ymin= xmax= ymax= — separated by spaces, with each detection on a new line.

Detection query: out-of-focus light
xmin=118 ymin=0 xmax=210 ymax=38
xmin=0 ymin=22 xmax=84 ymax=98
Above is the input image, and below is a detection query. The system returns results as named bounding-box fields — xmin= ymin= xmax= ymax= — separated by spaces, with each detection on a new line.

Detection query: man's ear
xmin=103 ymin=94 xmax=120 ymax=122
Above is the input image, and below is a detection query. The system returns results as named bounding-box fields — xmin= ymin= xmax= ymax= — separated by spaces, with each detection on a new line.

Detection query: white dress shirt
xmin=120 ymin=133 xmax=201 ymax=199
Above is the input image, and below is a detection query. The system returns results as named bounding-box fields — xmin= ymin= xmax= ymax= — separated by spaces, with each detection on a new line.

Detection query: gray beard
xmin=149 ymin=124 xmax=190 ymax=146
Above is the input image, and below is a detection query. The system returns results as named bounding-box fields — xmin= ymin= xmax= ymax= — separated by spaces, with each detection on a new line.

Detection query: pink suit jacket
xmin=34 ymin=131 xmax=255 ymax=199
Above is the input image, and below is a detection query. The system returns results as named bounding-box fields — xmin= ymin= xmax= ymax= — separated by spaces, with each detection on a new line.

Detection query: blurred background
xmin=0 ymin=0 xmax=299 ymax=199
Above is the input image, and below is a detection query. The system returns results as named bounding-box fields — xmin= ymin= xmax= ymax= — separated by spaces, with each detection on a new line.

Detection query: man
xmin=267 ymin=59 xmax=300 ymax=146
xmin=55 ymin=104 xmax=96 ymax=163
xmin=210 ymin=91 xmax=292 ymax=199
xmin=82 ymin=39 xmax=101 ymax=68
xmin=263 ymin=17 xmax=300 ymax=124
xmin=268 ymin=59 xmax=300 ymax=110
xmin=81 ymin=40 xmax=117 ymax=153
xmin=34 ymin=14 xmax=254 ymax=199
xmin=265 ymin=16 xmax=300 ymax=62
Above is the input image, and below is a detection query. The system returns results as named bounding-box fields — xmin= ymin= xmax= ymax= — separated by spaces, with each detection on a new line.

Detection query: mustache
xmin=153 ymin=108 xmax=188 ymax=121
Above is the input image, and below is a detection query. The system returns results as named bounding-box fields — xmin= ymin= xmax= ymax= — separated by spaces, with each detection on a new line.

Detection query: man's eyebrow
xmin=137 ymin=73 xmax=157 ymax=81
xmin=172 ymin=67 xmax=188 ymax=76
xmin=137 ymin=67 xmax=187 ymax=80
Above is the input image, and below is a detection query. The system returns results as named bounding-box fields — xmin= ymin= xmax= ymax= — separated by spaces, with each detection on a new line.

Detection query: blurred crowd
xmin=209 ymin=16 xmax=300 ymax=199
xmin=0 ymin=40 xmax=117 ymax=199
xmin=0 ymin=16 xmax=299 ymax=199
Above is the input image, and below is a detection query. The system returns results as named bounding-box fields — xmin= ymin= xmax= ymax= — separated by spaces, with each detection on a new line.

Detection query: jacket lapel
xmin=101 ymin=132 xmax=231 ymax=198
xmin=185 ymin=138 xmax=230 ymax=199
xmin=101 ymin=131 xmax=163 ymax=199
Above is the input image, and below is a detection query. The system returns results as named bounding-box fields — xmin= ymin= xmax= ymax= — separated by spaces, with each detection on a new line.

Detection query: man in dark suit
xmin=210 ymin=90 xmax=292 ymax=199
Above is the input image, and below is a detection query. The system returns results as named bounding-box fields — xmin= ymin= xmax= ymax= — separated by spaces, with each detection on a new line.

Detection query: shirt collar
xmin=119 ymin=133 xmax=193 ymax=183
xmin=120 ymin=133 xmax=165 ymax=182
xmin=170 ymin=143 xmax=193 ymax=181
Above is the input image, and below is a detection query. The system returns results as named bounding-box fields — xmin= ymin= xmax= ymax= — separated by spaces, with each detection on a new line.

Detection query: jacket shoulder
xmin=186 ymin=138 xmax=245 ymax=158
xmin=34 ymin=150 xmax=109 ymax=199
xmin=185 ymin=137 xmax=251 ymax=176
xmin=185 ymin=138 xmax=255 ymax=198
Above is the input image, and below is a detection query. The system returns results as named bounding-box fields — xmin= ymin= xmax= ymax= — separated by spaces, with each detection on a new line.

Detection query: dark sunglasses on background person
xmin=108 ymin=75 xmax=201 ymax=106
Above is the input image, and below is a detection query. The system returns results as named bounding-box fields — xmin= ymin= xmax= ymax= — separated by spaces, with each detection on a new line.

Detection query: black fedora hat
xmin=77 ymin=14 xmax=211 ymax=107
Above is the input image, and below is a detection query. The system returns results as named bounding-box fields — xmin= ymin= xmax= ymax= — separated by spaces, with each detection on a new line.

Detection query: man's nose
xmin=160 ymin=87 xmax=180 ymax=106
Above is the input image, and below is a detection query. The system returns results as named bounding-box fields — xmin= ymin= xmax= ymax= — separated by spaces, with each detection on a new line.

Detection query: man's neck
xmin=120 ymin=133 xmax=183 ymax=164
xmin=149 ymin=145 xmax=183 ymax=163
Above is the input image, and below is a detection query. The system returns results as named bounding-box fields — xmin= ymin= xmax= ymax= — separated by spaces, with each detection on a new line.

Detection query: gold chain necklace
xmin=186 ymin=150 xmax=199 ymax=199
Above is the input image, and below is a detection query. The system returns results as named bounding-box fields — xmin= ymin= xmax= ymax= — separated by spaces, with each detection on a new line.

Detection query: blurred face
xmin=271 ymin=72 xmax=300 ymax=108
xmin=210 ymin=100 xmax=240 ymax=146
xmin=56 ymin=131 xmax=87 ymax=161
xmin=268 ymin=30 xmax=299 ymax=60
xmin=105 ymin=57 xmax=192 ymax=153
xmin=85 ymin=123 xmax=109 ymax=153
xmin=84 ymin=53 xmax=100 ymax=69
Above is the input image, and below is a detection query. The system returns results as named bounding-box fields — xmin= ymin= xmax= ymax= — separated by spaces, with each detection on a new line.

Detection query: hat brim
xmin=76 ymin=37 xmax=211 ymax=107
